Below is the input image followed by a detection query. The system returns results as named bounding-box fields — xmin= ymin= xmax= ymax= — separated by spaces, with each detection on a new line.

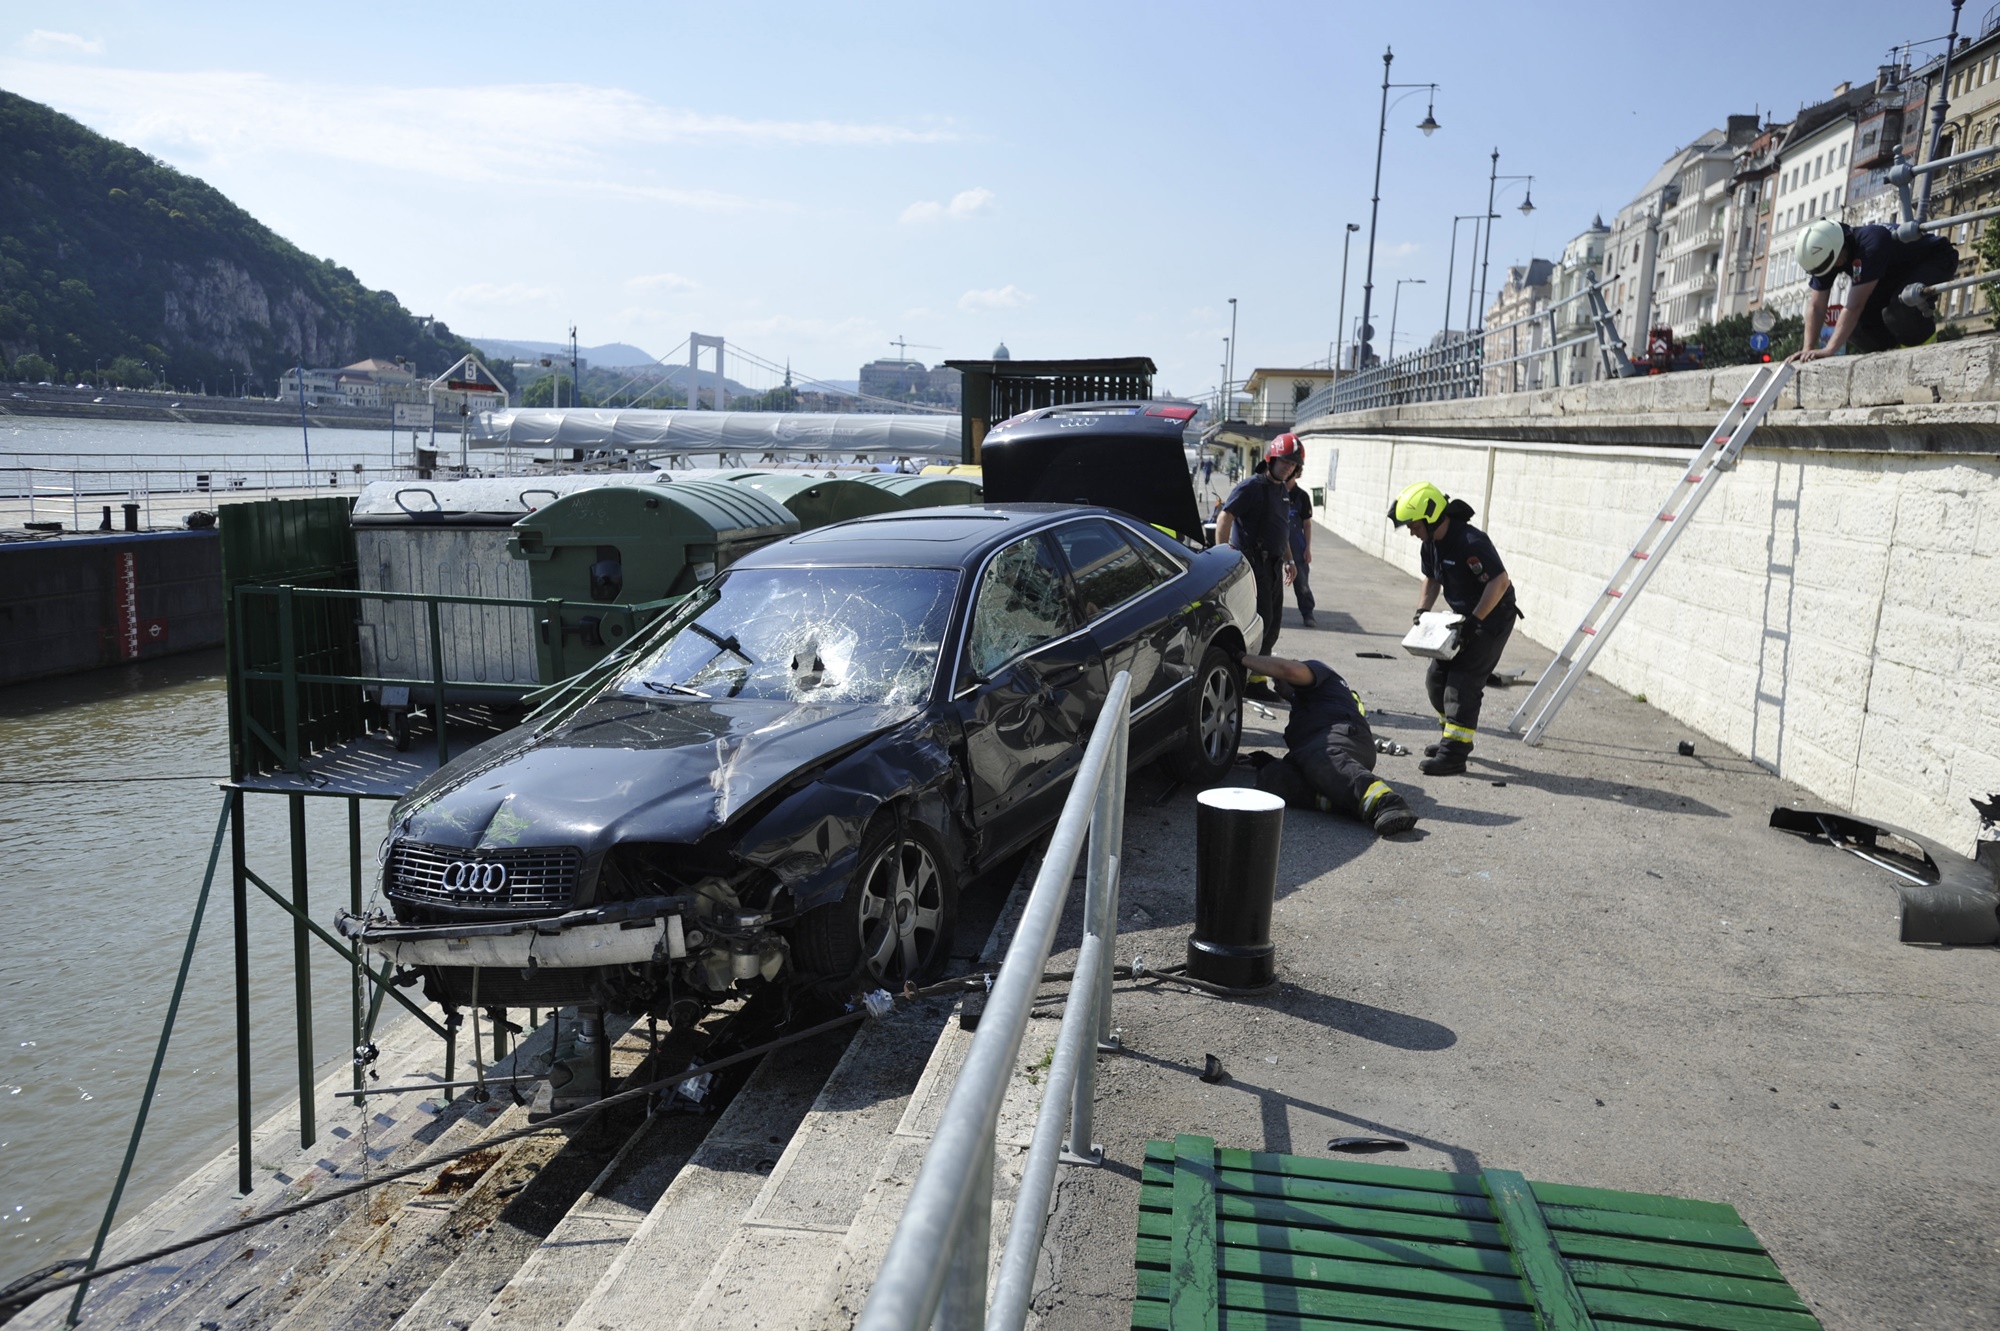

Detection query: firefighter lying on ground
xmin=1231 ymin=649 xmax=1419 ymax=838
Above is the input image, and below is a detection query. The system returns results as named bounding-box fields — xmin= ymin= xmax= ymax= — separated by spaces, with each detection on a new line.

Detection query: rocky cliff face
xmin=0 ymin=90 xmax=498 ymax=393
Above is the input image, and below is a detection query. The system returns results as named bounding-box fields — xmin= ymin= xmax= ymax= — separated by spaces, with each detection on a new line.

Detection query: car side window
xmin=1053 ymin=519 xmax=1165 ymax=622
xmin=968 ymin=535 xmax=1077 ymax=676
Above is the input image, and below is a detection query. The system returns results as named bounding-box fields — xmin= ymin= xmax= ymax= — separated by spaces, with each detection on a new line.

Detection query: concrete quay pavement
xmin=1021 ymin=528 xmax=1999 ymax=1331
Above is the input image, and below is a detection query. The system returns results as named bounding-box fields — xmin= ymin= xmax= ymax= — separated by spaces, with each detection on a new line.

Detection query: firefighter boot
xmin=1368 ymin=793 xmax=1418 ymax=836
xmin=1419 ymin=739 xmax=1472 ymax=777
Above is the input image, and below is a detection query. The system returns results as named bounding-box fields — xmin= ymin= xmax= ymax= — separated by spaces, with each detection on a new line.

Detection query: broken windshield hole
xmin=624 ymin=567 xmax=957 ymax=707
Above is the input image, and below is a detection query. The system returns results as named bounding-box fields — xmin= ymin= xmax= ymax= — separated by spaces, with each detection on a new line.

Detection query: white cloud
xmin=958 ymin=284 xmax=1031 ymax=312
xmin=446 ymin=283 xmax=560 ymax=307
xmin=626 ymin=272 xmax=700 ymax=292
xmin=0 ymin=63 xmax=950 ymax=210
xmin=901 ymin=187 xmax=995 ymax=224
xmin=19 ymin=30 xmax=103 ymax=56
xmin=1382 ymin=242 xmax=1421 ymax=260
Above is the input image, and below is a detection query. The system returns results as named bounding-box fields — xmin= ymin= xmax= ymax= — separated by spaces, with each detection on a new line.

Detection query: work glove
xmin=1454 ymin=615 xmax=1482 ymax=638
xmin=1412 ymin=610 xmax=1426 ymax=626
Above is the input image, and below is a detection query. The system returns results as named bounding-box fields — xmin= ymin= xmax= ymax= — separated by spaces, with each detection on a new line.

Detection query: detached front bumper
xmin=337 ymin=896 xmax=692 ymax=970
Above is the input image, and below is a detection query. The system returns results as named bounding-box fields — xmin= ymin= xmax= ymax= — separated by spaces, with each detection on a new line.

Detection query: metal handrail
xmin=1300 ymin=269 xmax=1624 ymax=417
xmin=231 ymin=582 xmax=684 ymax=773
xmin=858 ymin=671 xmax=1133 ymax=1331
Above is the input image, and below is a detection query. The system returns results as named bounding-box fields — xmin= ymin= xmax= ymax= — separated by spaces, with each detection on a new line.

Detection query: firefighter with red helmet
xmin=1216 ymin=433 xmax=1302 ymax=655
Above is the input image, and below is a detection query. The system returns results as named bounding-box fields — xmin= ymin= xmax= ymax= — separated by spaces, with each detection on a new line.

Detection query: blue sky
xmin=0 ymin=1 xmax=1953 ymax=397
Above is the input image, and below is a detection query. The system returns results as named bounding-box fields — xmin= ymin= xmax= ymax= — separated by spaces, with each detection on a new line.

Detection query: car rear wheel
xmin=792 ymin=816 xmax=957 ymax=991
xmin=1167 ymin=642 xmax=1242 ymax=784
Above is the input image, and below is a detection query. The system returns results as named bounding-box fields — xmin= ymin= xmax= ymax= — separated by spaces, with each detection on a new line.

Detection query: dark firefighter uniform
xmin=1253 ymin=660 xmax=1417 ymax=836
xmin=1221 ymin=469 xmax=1291 ymax=654
xmin=1416 ymin=497 xmax=1518 ymax=773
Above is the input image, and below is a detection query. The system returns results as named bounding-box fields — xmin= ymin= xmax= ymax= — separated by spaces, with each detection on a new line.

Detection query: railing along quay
xmin=1297 ymin=269 xmax=1631 ymax=418
xmin=859 ymin=672 xmax=1133 ymax=1331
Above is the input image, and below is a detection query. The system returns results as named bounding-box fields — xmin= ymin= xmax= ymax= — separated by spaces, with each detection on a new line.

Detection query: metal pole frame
xmin=1919 ymin=0 xmax=1967 ymax=222
xmin=858 ymin=674 xmax=1133 ymax=1331
xmin=1334 ymin=222 xmax=1359 ymax=376
xmin=65 ymin=796 xmax=233 ymax=1325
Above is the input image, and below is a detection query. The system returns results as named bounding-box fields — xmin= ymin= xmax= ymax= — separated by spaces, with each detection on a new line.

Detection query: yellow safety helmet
xmin=1388 ymin=480 xmax=1447 ymax=526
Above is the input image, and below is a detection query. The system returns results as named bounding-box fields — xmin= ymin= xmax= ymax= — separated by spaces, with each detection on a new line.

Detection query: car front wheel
xmin=1167 ymin=642 xmax=1242 ymax=783
xmin=792 ymin=817 xmax=958 ymax=992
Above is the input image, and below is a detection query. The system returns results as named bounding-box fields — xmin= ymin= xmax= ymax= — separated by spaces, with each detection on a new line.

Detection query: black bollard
xmin=122 ymin=502 xmax=140 ymax=532
xmin=98 ymin=504 xmax=113 ymax=532
xmin=1186 ymin=786 xmax=1285 ymax=991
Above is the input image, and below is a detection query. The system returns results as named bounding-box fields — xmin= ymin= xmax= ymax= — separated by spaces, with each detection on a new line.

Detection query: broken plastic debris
xmin=1200 ymin=1055 xmax=1229 ymax=1084
xmin=861 ymin=988 xmax=894 ymax=1018
xmin=675 ymin=1070 xmax=714 ymax=1104
xmin=1327 ymin=1137 xmax=1408 ymax=1153
xmin=1373 ymin=737 xmax=1411 ymax=757
xmin=1678 ymin=740 xmax=1696 ymax=757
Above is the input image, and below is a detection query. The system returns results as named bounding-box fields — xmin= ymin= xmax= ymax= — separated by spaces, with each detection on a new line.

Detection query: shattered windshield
xmin=621 ymin=567 xmax=958 ymax=707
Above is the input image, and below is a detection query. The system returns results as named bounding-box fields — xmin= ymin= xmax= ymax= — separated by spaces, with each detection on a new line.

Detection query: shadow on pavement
xmin=1470 ymin=755 xmax=1726 ymax=815
xmin=1114 ymin=1045 xmax=1479 ymax=1171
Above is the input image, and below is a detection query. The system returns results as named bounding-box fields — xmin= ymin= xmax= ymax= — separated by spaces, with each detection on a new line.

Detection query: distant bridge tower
xmin=689 ymin=333 xmax=726 ymax=410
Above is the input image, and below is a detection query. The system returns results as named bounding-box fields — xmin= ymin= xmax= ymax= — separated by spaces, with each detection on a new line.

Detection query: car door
xmin=1048 ymin=517 xmax=1187 ymax=758
xmin=956 ymin=531 xmax=1106 ymax=859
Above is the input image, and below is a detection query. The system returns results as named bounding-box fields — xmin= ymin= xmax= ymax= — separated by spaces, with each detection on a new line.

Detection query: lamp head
xmin=1519 ymin=191 xmax=1536 ymax=216
xmin=1418 ymin=110 xmax=1440 ymax=136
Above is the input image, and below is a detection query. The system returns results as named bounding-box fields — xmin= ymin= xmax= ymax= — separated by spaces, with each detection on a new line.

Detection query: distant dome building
xmin=992 ymin=341 xmax=1011 ymax=360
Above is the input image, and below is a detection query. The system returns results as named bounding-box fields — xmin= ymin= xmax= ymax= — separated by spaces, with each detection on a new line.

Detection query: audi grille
xmin=384 ymin=841 xmax=582 ymax=911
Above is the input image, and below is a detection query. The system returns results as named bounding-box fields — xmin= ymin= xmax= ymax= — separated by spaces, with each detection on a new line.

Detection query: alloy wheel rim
xmin=1199 ymin=665 xmax=1240 ymax=761
xmin=856 ymin=837 xmax=944 ymax=981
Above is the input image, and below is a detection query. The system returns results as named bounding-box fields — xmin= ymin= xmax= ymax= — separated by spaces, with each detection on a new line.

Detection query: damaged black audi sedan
xmin=345 ymin=469 xmax=1254 ymax=1019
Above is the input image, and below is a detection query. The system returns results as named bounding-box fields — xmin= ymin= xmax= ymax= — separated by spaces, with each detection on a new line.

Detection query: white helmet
xmin=1797 ymin=219 xmax=1847 ymax=278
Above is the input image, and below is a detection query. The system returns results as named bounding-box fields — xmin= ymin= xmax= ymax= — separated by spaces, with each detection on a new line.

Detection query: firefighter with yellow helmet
xmin=1388 ymin=481 xmax=1520 ymax=776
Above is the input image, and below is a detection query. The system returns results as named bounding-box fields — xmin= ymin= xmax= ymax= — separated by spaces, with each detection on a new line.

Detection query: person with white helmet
xmin=1790 ymin=219 xmax=1958 ymax=362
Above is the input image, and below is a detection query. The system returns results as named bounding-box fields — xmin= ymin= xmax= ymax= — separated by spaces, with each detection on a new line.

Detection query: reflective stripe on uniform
xmin=1442 ymin=721 xmax=1476 ymax=743
xmin=1361 ymin=780 xmax=1393 ymax=812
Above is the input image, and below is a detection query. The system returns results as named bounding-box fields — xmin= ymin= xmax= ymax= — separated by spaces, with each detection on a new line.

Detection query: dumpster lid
xmin=353 ymin=475 xmax=653 ymax=525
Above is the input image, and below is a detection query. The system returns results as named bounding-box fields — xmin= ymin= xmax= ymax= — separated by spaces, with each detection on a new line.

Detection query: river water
xmin=0 ymin=416 xmax=423 ymax=1289
xmin=0 ymin=653 xmax=400 ymax=1289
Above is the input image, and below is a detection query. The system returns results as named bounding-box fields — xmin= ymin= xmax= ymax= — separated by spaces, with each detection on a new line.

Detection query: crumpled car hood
xmin=396 ymin=693 xmax=921 ymax=853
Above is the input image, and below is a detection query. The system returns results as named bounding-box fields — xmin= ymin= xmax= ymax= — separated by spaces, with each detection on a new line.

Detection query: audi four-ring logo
xmin=442 ymin=860 xmax=509 ymax=894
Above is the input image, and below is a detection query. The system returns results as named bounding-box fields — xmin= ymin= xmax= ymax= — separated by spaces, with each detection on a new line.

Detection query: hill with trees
xmin=0 ymin=89 xmax=505 ymax=395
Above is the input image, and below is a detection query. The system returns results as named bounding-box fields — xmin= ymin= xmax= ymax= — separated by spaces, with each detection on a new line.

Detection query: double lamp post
xmin=1349 ymin=47 xmax=1536 ymax=373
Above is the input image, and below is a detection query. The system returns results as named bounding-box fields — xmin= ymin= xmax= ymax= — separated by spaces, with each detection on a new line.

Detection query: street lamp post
xmin=1359 ymin=47 xmax=1440 ymax=370
xmin=1444 ymin=214 xmax=1483 ymax=336
xmin=1225 ymin=298 xmax=1238 ymax=419
xmin=1390 ymin=279 xmax=1426 ymax=357
xmin=1221 ymin=336 xmax=1231 ymax=420
xmin=1477 ymin=147 xmax=1537 ymax=330
xmin=1334 ymin=222 xmax=1360 ymax=374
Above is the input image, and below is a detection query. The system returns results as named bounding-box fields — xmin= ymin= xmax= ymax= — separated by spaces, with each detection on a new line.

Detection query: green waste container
xmin=508 ymin=481 xmax=798 ymax=681
xmin=729 ymin=473 xmax=911 ymax=530
xmin=851 ymin=473 xmax=984 ymax=508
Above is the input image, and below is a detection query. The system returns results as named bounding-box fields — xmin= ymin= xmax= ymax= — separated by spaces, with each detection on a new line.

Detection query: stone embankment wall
xmin=1298 ymin=341 xmax=2000 ymax=855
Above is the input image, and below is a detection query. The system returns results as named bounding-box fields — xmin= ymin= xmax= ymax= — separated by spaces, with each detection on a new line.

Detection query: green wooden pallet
xmin=1135 ymin=1135 xmax=1820 ymax=1331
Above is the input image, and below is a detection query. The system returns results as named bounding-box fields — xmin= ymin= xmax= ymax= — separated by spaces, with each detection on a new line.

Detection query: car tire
xmin=1167 ymin=641 xmax=1243 ymax=784
xmin=792 ymin=815 xmax=957 ymax=992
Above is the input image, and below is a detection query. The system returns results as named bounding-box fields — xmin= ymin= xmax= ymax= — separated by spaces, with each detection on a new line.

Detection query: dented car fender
xmin=731 ymin=713 xmax=966 ymax=916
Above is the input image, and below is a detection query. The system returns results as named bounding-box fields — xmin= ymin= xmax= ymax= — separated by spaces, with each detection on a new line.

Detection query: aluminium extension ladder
xmin=1507 ymin=360 xmax=1797 ymax=745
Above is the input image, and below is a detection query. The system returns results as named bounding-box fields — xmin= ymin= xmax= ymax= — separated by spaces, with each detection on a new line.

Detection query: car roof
xmin=731 ymin=504 xmax=1128 ymax=568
